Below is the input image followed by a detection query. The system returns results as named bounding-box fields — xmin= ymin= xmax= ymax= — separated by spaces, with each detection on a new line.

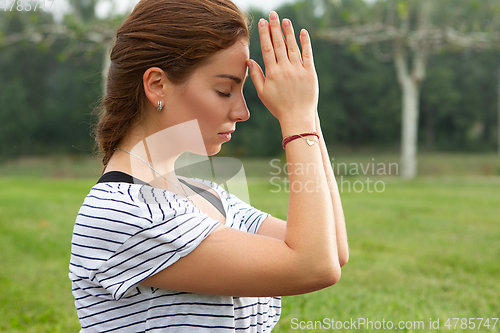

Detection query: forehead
xmin=196 ymin=39 xmax=250 ymax=76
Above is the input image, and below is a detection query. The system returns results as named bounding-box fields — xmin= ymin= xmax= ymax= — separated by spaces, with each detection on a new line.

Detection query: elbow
xmin=290 ymin=249 xmax=344 ymax=293
xmin=306 ymin=250 xmax=344 ymax=290
xmin=322 ymin=264 xmax=342 ymax=287
xmin=306 ymin=261 xmax=342 ymax=292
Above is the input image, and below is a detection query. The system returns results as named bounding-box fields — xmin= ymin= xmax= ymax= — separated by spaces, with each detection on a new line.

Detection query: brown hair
xmin=95 ymin=0 xmax=250 ymax=168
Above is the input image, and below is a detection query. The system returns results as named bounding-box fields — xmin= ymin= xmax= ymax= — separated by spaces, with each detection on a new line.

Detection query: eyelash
xmin=218 ymin=91 xmax=232 ymax=98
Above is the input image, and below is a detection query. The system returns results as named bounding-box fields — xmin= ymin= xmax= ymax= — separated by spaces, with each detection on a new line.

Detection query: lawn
xmin=0 ymin=154 xmax=499 ymax=332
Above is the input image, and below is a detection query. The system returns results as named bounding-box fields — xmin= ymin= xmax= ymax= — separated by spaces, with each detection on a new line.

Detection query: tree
xmin=0 ymin=1 xmax=124 ymax=157
xmin=316 ymin=0 xmax=500 ymax=178
xmin=0 ymin=0 xmax=123 ymax=94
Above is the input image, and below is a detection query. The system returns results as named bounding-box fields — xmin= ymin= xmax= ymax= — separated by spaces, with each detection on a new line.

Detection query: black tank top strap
xmin=97 ymin=171 xmax=226 ymax=218
xmin=178 ymin=178 xmax=226 ymax=219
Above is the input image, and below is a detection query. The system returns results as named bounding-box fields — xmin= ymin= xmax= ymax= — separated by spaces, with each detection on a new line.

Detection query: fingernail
xmin=270 ymin=11 xmax=278 ymax=21
xmin=283 ymin=19 xmax=291 ymax=28
xmin=301 ymin=29 xmax=308 ymax=36
xmin=259 ymin=18 xmax=267 ymax=27
xmin=247 ymin=60 xmax=253 ymax=69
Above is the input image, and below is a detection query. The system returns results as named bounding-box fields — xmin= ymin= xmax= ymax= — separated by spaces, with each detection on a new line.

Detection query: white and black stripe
xmin=69 ymin=179 xmax=280 ymax=332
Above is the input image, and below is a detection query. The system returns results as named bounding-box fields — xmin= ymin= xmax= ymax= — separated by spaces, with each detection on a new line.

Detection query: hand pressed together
xmin=247 ymin=12 xmax=319 ymax=133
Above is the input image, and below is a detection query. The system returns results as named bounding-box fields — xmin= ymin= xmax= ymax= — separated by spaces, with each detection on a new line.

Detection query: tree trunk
xmin=394 ymin=41 xmax=426 ymax=179
xmin=400 ymin=78 xmax=421 ymax=179
xmin=102 ymin=41 xmax=112 ymax=96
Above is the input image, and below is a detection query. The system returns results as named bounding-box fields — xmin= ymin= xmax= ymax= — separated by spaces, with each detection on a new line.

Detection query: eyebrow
xmin=215 ymin=74 xmax=246 ymax=84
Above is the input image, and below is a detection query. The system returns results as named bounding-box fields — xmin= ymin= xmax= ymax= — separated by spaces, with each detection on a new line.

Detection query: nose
xmin=230 ymin=91 xmax=250 ymax=122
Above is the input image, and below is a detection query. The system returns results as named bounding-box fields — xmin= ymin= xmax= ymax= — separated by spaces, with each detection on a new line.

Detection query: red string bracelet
xmin=282 ymin=132 xmax=319 ymax=149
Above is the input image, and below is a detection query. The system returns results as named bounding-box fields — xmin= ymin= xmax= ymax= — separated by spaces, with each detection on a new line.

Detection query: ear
xmin=143 ymin=67 xmax=170 ymax=110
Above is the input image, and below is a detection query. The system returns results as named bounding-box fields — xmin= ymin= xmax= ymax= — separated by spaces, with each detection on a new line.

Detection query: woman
xmin=69 ymin=0 xmax=348 ymax=332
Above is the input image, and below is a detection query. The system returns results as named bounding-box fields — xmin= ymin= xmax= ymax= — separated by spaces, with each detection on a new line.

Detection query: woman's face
xmin=163 ymin=39 xmax=251 ymax=156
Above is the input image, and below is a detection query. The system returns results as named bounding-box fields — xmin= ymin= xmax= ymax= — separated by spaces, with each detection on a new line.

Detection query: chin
xmin=188 ymin=143 xmax=221 ymax=157
xmin=207 ymin=146 xmax=222 ymax=156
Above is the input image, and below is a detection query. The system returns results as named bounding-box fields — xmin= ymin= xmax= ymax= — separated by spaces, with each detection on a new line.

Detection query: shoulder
xmin=79 ymin=182 xmax=203 ymax=227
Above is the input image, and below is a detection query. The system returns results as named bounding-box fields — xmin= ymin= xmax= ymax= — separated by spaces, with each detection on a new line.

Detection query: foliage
xmin=1 ymin=1 xmax=499 ymax=158
xmin=421 ymin=49 xmax=500 ymax=151
xmin=0 ymin=9 xmax=103 ymax=158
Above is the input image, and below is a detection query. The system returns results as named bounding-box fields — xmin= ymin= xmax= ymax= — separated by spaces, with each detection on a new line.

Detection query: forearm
xmin=281 ymin=120 xmax=341 ymax=276
xmin=315 ymin=112 xmax=349 ymax=266
xmin=248 ymin=13 xmax=342 ymax=281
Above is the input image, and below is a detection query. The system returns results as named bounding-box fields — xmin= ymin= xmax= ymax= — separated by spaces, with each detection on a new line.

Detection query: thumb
xmin=247 ymin=59 xmax=265 ymax=96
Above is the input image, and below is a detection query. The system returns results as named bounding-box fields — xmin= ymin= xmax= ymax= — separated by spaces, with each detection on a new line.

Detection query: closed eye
xmin=218 ymin=91 xmax=232 ymax=98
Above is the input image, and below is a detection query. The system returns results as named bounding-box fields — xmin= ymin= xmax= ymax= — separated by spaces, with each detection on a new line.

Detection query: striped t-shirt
xmin=69 ymin=175 xmax=281 ymax=332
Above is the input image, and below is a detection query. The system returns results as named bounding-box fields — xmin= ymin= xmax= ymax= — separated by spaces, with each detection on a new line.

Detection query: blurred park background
xmin=1 ymin=0 xmax=499 ymax=332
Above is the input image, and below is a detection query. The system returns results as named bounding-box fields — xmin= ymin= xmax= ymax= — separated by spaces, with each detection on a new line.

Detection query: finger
xmin=300 ymin=29 xmax=315 ymax=70
xmin=247 ymin=59 xmax=265 ymax=96
xmin=268 ymin=11 xmax=288 ymax=64
xmin=282 ymin=19 xmax=301 ymax=66
xmin=258 ymin=18 xmax=277 ymax=68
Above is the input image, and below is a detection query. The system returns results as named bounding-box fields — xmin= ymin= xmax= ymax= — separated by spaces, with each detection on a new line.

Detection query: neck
xmin=106 ymin=119 xmax=208 ymax=193
xmin=118 ymin=146 xmax=184 ymax=191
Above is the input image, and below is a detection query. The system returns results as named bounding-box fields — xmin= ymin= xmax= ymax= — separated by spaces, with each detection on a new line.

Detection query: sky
xmin=49 ymin=0 xmax=296 ymax=22
xmin=223 ymin=0 xmax=297 ymax=13
xmin=94 ymin=0 xmax=299 ymax=19
xmin=54 ymin=0 xmax=373 ymax=20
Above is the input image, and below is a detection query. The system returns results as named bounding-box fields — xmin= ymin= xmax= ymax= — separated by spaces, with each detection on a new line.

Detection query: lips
xmin=218 ymin=130 xmax=234 ymax=142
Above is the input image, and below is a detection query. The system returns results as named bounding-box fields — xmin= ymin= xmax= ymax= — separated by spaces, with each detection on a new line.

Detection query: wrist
xmin=279 ymin=118 xmax=316 ymax=138
xmin=282 ymin=132 xmax=320 ymax=149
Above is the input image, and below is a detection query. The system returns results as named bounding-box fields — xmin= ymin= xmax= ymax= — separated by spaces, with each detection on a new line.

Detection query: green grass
xmin=0 ymin=154 xmax=499 ymax=332
xmin=0 ymin=177 xmax=93 ymax=333
xmin=1 ymin=152 xmax=500 ymax=179
xmin=262 ymin=178 xmax=500 ymax=332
